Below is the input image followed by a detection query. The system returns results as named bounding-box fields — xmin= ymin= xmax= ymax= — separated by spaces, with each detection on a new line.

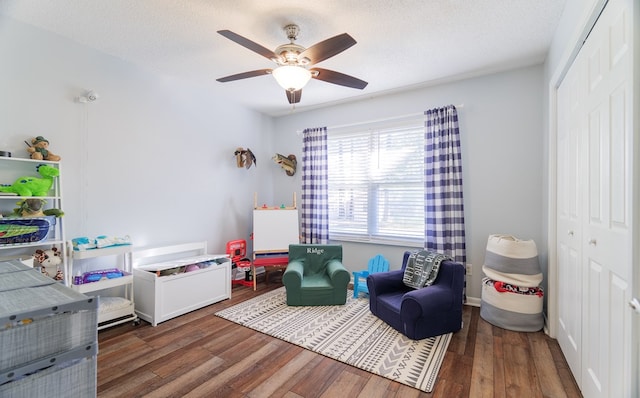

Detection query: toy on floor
xmin=353 ymin=254 xmax=389 ymax=298
xmin=226 ymin=239 xmax=253 ymax=287
xmin=26 ymin=136 xmax=61 ymax=161
xmin=0 ymin=164 xmax=59 ymax=196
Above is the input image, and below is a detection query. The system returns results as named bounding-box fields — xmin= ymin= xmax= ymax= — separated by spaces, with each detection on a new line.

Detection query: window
xmin=327 ymin=116 xmax=424 ymax=245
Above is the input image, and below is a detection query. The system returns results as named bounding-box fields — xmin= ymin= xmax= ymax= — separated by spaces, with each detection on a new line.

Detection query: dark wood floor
xmin=97 ymin=283 xmax=583 ymax=397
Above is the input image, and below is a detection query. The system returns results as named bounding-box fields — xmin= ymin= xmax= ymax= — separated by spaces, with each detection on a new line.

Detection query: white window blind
xmin=327 ymin=116 xmax=425 ymax=244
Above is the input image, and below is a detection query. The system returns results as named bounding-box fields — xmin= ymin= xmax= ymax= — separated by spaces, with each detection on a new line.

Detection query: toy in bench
xmin=150 ymin=259 xmax=218 ymax=277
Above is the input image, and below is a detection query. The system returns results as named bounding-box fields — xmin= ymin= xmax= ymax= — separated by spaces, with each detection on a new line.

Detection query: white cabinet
xmin=132 ymin=242 xmax=231 ymax=326
xmin=0 ymin=157 xmax=66 ymax=275
xmin=68 ymin=244 xmax=138 ymax=330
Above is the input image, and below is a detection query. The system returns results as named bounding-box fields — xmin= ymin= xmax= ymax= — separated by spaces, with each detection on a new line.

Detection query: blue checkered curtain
xmin=424 ymin=105 xmax=466 ymax=264
xmin=301 ymin=127 xmax=329 ymax=244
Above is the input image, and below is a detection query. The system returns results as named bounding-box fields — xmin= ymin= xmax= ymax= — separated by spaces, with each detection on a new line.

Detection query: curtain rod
xmin=295 ymin=103 xmax=464 ymax=135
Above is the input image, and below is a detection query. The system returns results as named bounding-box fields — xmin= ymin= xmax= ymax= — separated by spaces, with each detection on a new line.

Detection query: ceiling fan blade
xmin=300 ymin=33 xmax=356 ymax=65
xmin=216 ymin=69 xmax=272 ymax=82
xmin=286 ymin=90 xmax=302 ymax=104
xmin=311 ymin=68 xmax=368 ymax=89
xmin=217 ymin=30 xmax=279 ymax=61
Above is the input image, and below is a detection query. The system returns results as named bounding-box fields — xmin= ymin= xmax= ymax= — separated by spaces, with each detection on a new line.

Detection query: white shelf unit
xmin=68 ymin=244 xmax=138 ymax=330
xmin=132 ymin=241 xmax=231 ymax=327
xmin=0 ymin=157 xmax=66 ymax=271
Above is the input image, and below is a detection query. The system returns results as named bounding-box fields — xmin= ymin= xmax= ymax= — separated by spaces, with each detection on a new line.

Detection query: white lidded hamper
xmin=480 ymin=234 xmax=544 ymax=332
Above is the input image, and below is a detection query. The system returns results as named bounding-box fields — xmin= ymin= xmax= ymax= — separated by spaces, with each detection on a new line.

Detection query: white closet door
xmin=556 ymin=0 xmax=635 ymax=397
xmin=580 ymin=0 xmax=633 ymax=396
xmin=556 ymin=48 xmax=584 ymax=383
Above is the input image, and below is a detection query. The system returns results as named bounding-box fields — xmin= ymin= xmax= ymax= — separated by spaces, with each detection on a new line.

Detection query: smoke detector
xmin=76 ymin=90 xmax=99 ymax=103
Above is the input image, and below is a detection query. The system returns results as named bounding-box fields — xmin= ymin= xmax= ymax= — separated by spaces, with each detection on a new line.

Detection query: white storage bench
xmin=132 ymin=242 xmax=231 ymax=326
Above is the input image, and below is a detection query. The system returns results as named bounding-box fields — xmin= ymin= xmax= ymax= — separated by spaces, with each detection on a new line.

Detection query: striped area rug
xmin=215 ymin=287 xmax=451 ymax=393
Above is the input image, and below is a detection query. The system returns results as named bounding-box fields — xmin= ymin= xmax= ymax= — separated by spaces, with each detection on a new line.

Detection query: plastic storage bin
xmin=0 ymin=217 xmax=55 ymax=246
xmin=0 ymin=259 xmax=98 ymax=391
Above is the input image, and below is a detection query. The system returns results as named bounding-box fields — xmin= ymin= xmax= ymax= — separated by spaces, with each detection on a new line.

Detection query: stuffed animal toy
xmin=26 ymin=136 xmax=61 ymax=161
xmin=33 ymin=246 xmax=63 ymax=280
xmin=12 ymin=198 xmax=64 ymax=218
xmin=0 ymin=164 xmax=59 ymax=196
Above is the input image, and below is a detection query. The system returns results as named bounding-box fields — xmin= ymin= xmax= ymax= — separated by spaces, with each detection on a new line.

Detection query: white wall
xmin=0 ymin=17 xmax=274 ymax=256
xmin=0 ymin=16 xmax=549 ymax=302
xmin=272 ymin=65 xmax=545 ymax=301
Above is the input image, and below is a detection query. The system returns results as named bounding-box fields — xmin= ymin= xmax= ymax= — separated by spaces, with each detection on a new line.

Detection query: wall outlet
xmin=466 ymin=264 xmax=473 ymax=276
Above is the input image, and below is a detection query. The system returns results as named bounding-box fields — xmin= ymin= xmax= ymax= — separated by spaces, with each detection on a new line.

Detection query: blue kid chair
xmin=352 ymin=254 xmax=389 ymax=298
xmin=367 ymin=251 xmax=465 ymax=339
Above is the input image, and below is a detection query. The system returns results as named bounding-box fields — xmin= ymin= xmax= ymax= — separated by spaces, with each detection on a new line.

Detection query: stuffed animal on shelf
xmin=13 ymin=198 xmax=64 ymax=217
xmin=33 ymin=246 xmax=63 ymax=280
xmin=0 ymin=164 xmax=59 ymax=196
xmin=26 ymin=136 xmax=61 ymax=161
xmin=234 ymin=147 xmax=257 ymax=169
xmin=272 ymin=153 xmax=297 ymax=176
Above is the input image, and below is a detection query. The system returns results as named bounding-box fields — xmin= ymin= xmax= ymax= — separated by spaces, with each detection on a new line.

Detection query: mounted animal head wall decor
xmin=234 ymin=147 xmax=256 ymax=169
xmin=273 ymin=153 xmax=297 ymax=176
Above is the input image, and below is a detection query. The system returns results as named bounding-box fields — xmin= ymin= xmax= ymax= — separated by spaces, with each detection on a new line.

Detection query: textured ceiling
xmin=0 ymin=0 xmax=566 ymax=116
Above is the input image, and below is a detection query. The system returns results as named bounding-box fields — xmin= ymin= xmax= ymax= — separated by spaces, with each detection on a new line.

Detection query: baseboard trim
xmin=465 ymin=296 xmax=481 ymax=307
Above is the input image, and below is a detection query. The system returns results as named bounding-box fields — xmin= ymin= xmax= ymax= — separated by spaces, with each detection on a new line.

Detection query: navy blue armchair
xmin=367 ymin=251 xmax=465 ymax=340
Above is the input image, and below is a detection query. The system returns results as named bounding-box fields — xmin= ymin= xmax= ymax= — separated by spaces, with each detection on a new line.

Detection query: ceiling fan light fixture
xmin=216 ymin=26 xmax=368 ymax=103
xmin=272 ymin=65 xmax=311 ymax=91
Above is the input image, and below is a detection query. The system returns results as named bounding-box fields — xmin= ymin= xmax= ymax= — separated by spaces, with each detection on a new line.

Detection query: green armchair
xmin=283 ymin=244 xmax=350 ymax=306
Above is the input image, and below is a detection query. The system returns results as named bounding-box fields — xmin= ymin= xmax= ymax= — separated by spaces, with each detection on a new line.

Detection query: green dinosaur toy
xmin=0 ymin=164 xmax=59 ymax=196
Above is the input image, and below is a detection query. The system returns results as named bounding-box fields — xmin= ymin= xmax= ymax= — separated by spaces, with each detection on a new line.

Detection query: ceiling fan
xmin=216 ymin=24 xmax=368 ymax=104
